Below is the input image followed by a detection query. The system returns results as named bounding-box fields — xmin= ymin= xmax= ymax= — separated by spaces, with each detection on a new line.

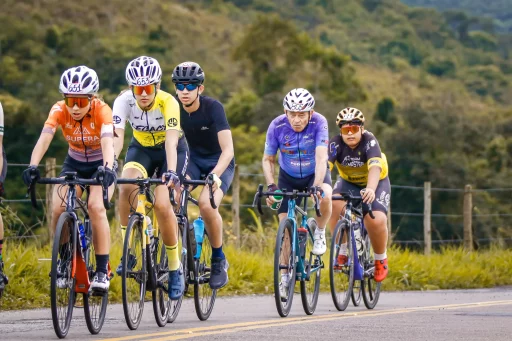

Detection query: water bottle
xmin=270 ymin=190 xmax=283 ymax=210
xmin=354 ymin=223 xmax=363 ymax=256
xmin=145 ymin=216 xmax=154 ymax=246
xmin=193 ymin=217 xmax=204 ymax=259
xmin=78 ymin=221 xmax=87 ymax=251
xmin=298 ymin=227 xmax=308 ymax=258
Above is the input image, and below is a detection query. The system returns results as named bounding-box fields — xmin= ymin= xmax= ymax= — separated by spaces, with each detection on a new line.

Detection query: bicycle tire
xmin=300 ymin=218 xmax=321 ymax=315
xmin=194 ymin=230 xmax=217 ymax=321
xmin=83 ymin=221 xmax=108 ymax=334
xmin=50 ymin=212 xmax=76 ymax=339
xmin=152 ymin=233 xmax=171 ymax=327
xmin=329 ymin=220 xmax=354 ymax=311
xmin=362 ymin=234 xmax=381 ymax=309
xmin=167 ymin=222 xmax=186 ymax=323
xmin=121 ymin=214 xmax=147 ymax=330
xmin=274 ymin=218 xmax=296 ymax=318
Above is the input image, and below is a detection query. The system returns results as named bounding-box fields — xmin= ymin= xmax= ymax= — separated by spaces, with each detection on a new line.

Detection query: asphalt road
xmin=1 ymin=288 xmax=512 ymax=340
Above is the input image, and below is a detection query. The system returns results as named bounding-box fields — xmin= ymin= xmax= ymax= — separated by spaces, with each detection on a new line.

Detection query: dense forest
xmin=0 ymin=0 xmax=510 ymax=247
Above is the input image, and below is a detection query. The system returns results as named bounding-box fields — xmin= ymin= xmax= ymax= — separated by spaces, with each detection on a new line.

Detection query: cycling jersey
xmin=0 ymin=101 xmax=4 ymax=136
xmin=113 ymin=90 xmax=181 ymax=147
xmin=264 ymin=112 xmax=329 ymax=178
xmin=328 ymin=130 xmax=388 ymax=186
xmin=179 ymin=95 xmax=230 ymax=156
xmin=43 ymin=98 xmax=114 ymax=162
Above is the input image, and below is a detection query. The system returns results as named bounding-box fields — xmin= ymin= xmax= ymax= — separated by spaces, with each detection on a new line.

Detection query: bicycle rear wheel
xmin=194 ymin=230 xmax=217 ymax=321
xmin=167 ymin=221 xmax=186 ymax=323
xmin=362 ymin=234 xmax=381 ymax=309
xmin=300 ymin=218 xmax=321 ymax=315
xmin=329 ymin=220 xmax=354 ymax=311
xmin=351 ymin=280 xmax=362 ymax=306
xmin=50 ymin=212 xmax=76 ymax=339
xmin=121 ymin=214 xmax=147 ymax=330
xmin=83 ymin=224 xmax=108 ymax=335
xmin=274 ymin=218 xmax=296 ymax=318
xmin=152 ymin=233 xmax=171 ymax=327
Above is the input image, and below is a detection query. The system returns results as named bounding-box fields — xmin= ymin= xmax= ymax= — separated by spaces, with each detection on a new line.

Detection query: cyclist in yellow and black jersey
xmin=327 ymin=107 xmax=390 ymax=282
xmin=113 ymin=56 xmax=188 ymax=300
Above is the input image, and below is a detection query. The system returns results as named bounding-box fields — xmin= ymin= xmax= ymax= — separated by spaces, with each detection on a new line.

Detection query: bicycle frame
xmin=342 ymin=200 xmax=365 ymax=281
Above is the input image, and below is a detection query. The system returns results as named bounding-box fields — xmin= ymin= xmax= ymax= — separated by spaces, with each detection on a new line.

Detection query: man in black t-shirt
xmin=171 ymin=62 xmax=235 ymax=290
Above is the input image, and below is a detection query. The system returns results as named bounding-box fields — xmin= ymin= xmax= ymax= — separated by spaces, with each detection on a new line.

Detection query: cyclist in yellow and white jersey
xmin=113 ymin=56 xmax=188 ymax=300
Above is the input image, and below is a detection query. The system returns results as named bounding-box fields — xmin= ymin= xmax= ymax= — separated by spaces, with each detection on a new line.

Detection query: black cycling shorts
xmin=276 ymin=167 xmax=332 ymax=214
xmin=60 ymin=155 xmax=104 ymax=179
xmin=333 ymin=176 xmax=391 ymax=215
xmin=186 ymin=152 xmax=235 ymax=195
xmin=124 ymin=136 xmax=189 ymax=181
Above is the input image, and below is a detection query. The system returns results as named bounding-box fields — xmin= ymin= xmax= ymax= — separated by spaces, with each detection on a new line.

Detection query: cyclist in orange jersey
xmin=22 ymin=66 xmax=117 ymax=293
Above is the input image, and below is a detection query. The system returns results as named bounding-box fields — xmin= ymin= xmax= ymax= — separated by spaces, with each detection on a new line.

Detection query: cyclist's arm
xmin=101 ymin=135 xmax=115 ymax=169
xmin=365 ymin=133 xmax=384 ymax=192
xmin=313 ymin=146 xmax=328 ymax=187
xmin=367 ymin=166 xmax=381 ymax=191
xmin=211 ymin=130 xmax=234 ymax=176
xmin=29 ymin=132 xmax=55 ymax=166
xmin=164 ymin=130 xmax=179 ymax=172
xmin=262 ymin=153 xmax=276 ymax=185
xmin=113 ymin=128 xmax=125 ymax=158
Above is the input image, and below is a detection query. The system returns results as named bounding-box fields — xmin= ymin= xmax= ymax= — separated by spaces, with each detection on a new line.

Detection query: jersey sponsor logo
xmin=67 ymin=83 xmax=81 ymax=93
xmin=133 ymin=124 xmax=165 ymax=132
xmin=65 ymin=123 xmax=73 ymax=129
xmin=376 ymin=190 xmax=390 ymax=209
xmin=90 ymin=122 xmax=94 ymax=129
xmin=113 ymin=115 xmax=122 ymax=124
xmin=366 ymin=139 xmax=377 ymax=151
xmin=73 ymin=127 xmax=91 ymax=135
xmin=136 ymin=77 xmax=150 ymax=86
xmin=369 ymin=159 xmax=381 ymax=166
xmin=167 ymin=118 xmax=178 ymax=128
xmin=281 ymin=149 xmax=295 ymax=155
xmin=200 ymin=126 xmax=209 ymax=130
xmin=291 ymin=160 xmax=311 ymax=167
xmin=329 ymin=142 xmax=339 ymax=155
xmin=341 ymin=155 xmax=364 ymax=168
xmin=285 ymin=135 xmax=290 ymax=140
xmin=66 ymin=135 xmax=100 ymax=143
xmin=129 ymin=103 xmax=136 ymax=107
xmin=323 ymin=125 xmax=327 ymax=130
xmin=156 ymin=116 xmax=163 ymax=120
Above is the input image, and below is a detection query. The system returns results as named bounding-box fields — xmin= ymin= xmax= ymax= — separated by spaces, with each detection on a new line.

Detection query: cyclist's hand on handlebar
xmin=266 ymin=183 xmax=279 ymax=207
xmin=98 ymin=166 xmax=117 ymax=187
xmin=163 ymin=170 xmax=180 ymax=189
xmin=310 ymin=185 xmax=324 ymax=201
xmin=361 ymin=187 xmax=375 ymax=204
xmin=208 ymin=172 xmax=222 ymax=192
xmin=22 ymin=166 xmax=40 ymax=187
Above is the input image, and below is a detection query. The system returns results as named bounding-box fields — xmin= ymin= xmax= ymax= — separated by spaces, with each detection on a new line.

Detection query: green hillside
xmin=0 ymin=0 xmax=511 ymax=245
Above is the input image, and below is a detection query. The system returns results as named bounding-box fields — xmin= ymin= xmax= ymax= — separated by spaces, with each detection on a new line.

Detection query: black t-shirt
xmin=179 ymin=96 xmax=231 ymax=156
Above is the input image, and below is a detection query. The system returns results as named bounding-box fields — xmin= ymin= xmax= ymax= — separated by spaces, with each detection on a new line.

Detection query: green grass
xmin=1 ymin=241 xmax=512 ymax=310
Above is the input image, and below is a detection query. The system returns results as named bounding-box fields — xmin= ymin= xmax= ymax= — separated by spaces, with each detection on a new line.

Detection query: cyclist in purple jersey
xmin=263 ymin=88 xmax=332 ymax=254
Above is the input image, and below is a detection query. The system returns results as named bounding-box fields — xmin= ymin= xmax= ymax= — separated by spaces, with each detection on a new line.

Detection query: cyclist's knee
xmin=198 ymin=199 xmax=216 ymax=215
xmin=88 ymin=200 xmax=106 ymax=218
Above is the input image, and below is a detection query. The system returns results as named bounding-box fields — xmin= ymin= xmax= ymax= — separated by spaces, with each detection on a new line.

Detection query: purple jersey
xmin=264 ymin=112 xmax=329 ymax=178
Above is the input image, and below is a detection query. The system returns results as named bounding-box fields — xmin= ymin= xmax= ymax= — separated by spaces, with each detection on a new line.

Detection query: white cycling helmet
xmin=59 ymin=66 xmax=99 ymax=95
xmin=283 ymin=88 xmax=315 ymax=112
xmin=125 ymin=56 xmax=162 ymax=86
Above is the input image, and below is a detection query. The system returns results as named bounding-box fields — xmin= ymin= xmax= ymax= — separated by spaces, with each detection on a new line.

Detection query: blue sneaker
xmin=168 ymin=264 xmax=184 ymax=301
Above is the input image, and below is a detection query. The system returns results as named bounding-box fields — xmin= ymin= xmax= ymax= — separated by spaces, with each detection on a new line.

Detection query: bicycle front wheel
xmin=121 ymin=214 xmax=147 ymax=330
xmin=152 ymin=233 xmax=171 ymax=327
xmin=167 ymin=221 xmax=186 ymax=323
xmin=83 ymin=225 xmax=108 ymax=335
xmin=50 ymin=212 xmax=76 ymax=339
xmin=274 ymin=218 xmax=296 ymax=318
xmin=300 ymin=218 xmax=321 ymax=315
xmin=362 ymin=234 xmax=381 ymax=309
xmin=329 ymin=220 xmax=354 ymax=311
xmin=194 ymin=231 xmax=217 ymax=321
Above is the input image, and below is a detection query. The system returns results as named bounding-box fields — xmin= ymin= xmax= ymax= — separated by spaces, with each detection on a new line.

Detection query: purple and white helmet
xmin=125 ymin=56 xmax=162 ymax=86
xmin=283 ymin=88 xmax=315 ymax=112
xmin=59 ymin=66 xmax=99 ymax=95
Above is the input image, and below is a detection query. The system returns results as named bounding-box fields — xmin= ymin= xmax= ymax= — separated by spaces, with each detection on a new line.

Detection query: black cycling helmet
xmin=171 ymin=61 xmax=205 ymax=84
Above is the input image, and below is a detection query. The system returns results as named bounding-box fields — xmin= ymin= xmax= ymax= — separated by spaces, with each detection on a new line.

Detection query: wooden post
xmin=45 ymin=158 xmax=56 ymax=228
xmin=387 ymin=199 xmax=392 ymax=247
xmin=231 ymin=164 xmax=240 ymax=249
xmin=463 ymin=184 xmax=473 ymax=251
xmin=424 ymin=181 xmax=431 ymax=255
xmin=115 ymin=160 xmax=124 ymax=224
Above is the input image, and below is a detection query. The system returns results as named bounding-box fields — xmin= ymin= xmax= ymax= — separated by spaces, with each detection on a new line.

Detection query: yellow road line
xmin=99 ymin=300 xmax=512 ymax=341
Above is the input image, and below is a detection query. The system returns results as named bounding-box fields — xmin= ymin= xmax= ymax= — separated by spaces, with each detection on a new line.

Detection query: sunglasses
xmin=132 ymin=84 xmax=156 ymax=96
xmin=341 ymin=125 xmax=361 ymax=135
xmin=64 ymin=96 xmax=91 ymax=108
xmin=175 ymin=83 xmax=199 ymax=91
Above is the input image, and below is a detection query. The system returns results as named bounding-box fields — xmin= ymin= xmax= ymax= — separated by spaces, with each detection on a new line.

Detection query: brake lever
xmin=253 ymin=184 xmax=264 ymax=216
xmin=206 ymin=174 xmax=218 ymax=209
xmin=310 ymin=187 xmax=322 ymax=218
xmin=29 ymin=181 xmax=38 ymax=209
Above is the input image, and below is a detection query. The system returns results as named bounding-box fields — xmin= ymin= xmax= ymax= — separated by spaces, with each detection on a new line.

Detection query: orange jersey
xmin=43 ymin=98 xmax=114 ymax=162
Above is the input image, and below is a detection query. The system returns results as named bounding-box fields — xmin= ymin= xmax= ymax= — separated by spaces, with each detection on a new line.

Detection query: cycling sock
xmin=120 ymin=225 xmax=127 ymax=242
xmin=95 ymin=254 xmax=109 ymax=275
xmin=374 ymin=252 xmax=387 ymax=261
xmin=339 ymin=243 xmax=348 ymax=256
xmin=211 ymin=245 xmax=225 ymax=259
xmin=0 ymin=239 xmax=3 ymax=260
xmin=166 ymin=244 xmax=180 ymax=271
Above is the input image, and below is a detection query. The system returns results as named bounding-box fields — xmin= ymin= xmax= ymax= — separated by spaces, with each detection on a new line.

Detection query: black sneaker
xmin=116 ymin=254 xmax=137 ymax=276
xmin=209 ymin=257 xmax=229 ymax=289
